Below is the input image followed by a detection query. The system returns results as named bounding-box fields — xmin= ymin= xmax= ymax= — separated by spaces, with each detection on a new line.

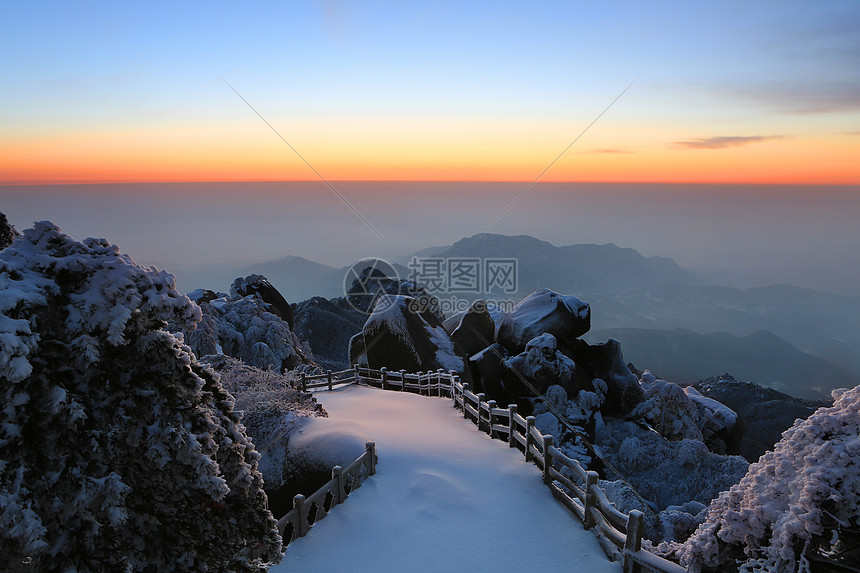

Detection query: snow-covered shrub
xmin=0 ymin=212 xmax=17 ymax=250
xmin=633 ymin=371 xmax=703 ymax=442
xmin=202 ymin=355 xmax=325 ymax=492
xmin=596 ymin=419 xmax=748 ymax=513
xmin=0 ymin=223 xmax=281 ymax=572
xmin=505 ymin=333 xmax=576 ymax=395
xmin=182 ymin=295 xmax=311 ymax=373
xmin=680 ymin=384 xmax=860 ymax=572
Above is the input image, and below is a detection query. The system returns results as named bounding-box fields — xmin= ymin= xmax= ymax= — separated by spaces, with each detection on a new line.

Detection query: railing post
xmin=525 ymin=416 xmax=535 ymax=462
xmin=487 ymin=400 xmax=497 ymax=437
xmin=300 ymin=372 xmax=307 ymax=392
xmin=508 ymin=404 xmax=518 ymax=447
xmin=416 ymin=371 xmax=423 ymax=395
xmin=327 ymin=369 xmax=333 ymax=391
xmin=461 ymin=382 xmax=470 ymax=416
xmin=448 ymin=369 xmax=457 ymax=399
xmin=542 ymin=435 xmax=553 ymax=484
xmin=332 ymin=466 xmax=345 ymax=504
xmin=294 ymin=494 xmax=308 ymax=537
xmin=584 ymin=471 xmax=599 ymax=529
xmin=354 ymin=364 xmax=360 ymax=383
xmin=366 ymin=441 xmax=376 ymax=475
xmin=476 ymin=393 xmax=486 ymax=430
xmin=380 ymin=367 xmax=387 ymax=390
xmin=399 ymin=370 xmax=406 ymax=391
xmin=623 ymin=510 xmax=644 ymax=573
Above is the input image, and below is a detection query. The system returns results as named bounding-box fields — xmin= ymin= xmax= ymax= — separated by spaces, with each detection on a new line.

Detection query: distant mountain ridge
xmin=587 ymin=327 xmax=857 ymax=400
xmin=419 ymin=234 xmax=698 ymax=294
xmin=178 ymin=233 xmax=860 ymax=391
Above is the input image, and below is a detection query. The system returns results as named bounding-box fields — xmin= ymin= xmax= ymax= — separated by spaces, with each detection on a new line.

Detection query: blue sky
xmin=2 ymin=0 xmax=859 ymax=183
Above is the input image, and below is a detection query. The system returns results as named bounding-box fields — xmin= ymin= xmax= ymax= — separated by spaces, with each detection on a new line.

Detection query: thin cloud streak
xmin=577 ymin=148 xmax=634 ymax=154
xmin=675 ymin=135 xmax=785 ymax=150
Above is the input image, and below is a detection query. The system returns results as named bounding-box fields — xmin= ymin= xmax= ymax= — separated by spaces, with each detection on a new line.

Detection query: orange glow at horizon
xmin=3 ymin=126 xmax=859 ymax=186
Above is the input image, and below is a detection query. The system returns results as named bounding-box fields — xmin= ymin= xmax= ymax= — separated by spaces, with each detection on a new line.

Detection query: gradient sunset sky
xmin=2 ymin=0 xmax=859 ymax=184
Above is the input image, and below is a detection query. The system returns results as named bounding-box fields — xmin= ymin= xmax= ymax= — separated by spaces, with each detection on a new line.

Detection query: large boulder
xmin=469 ymin=343 xmax=509 ymax=400
xmin=349 ymin=295 xmax=469 ymax=378
xmin=231 ymin=274 xmax=295 ymax=329
xmin=450 ymin=300 xmax=496 ymax=358
xmin=568 ymin=338 xmax=644 ymax=416
xmin=497 ymin=288 xmax=590 ymax=354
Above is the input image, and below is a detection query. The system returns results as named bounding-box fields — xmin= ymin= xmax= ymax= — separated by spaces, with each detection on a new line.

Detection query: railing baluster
xmin=542 ymin=435 xmax=553 ymax=484
xmin=366 ymin=441 xmax=376 ymax=475
xmin=525 ymin=416 xmax=535 ymax=462
xmin=487 ymin=400 xmax=497 ymax=437
xmin=294 ymin=494 xmax=307 ymax=537
xmin=623 ymin=510 xmax=643 ymax=573
xmin=584 ymin=471 xmax=598 ymax=530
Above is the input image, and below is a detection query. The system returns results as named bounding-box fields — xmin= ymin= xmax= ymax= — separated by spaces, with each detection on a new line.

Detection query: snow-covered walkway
xmin=270 ymin=385 xmax=616 ymax=572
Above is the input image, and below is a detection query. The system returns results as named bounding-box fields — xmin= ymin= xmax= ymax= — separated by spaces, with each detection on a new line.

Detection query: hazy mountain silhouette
xmin=178 ymin=233 xmax=860 ymax=389
xmin=587 ymin=327 xmax=857 ymax=400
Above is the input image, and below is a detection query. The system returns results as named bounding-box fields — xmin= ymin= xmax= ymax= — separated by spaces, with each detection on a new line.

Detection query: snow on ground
xmin=271 ymin=385 xmax=616 ymax=572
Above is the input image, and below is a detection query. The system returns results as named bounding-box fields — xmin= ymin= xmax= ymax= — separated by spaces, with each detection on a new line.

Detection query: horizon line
xmin=3 ymin=179 xmax=859 ymax=187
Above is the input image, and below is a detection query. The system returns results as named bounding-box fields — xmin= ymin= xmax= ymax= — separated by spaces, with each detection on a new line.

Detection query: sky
xmin=2 ymin=0 xmax=859 ymax=184
xmin=2 ymin=2 xmax=859 ymax=297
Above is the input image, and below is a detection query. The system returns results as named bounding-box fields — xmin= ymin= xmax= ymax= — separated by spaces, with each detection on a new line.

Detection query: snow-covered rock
xmin=632 ymin=371 xmax=744 ymax=454
xmin=468 ymin=342 xmax=508 ymax=399
xmin=692 ymin=373 xmax=826 ymax=462
xmin=349 ymin=295 xmax=469 ymax=378
xmin=497 ymin=288 xmax=590 ymax=354
xmin=633 ymin=371 xmax=704 ymax=442
xmin=449 ymin=300 xmax=496 ymax=358
xmin=346 ymin=265 xmax=443 ymax=322
xmin=231 ymin=274 xmax=295 ymax=328
xmin=504 ymin=333 xmax=577 ymax=397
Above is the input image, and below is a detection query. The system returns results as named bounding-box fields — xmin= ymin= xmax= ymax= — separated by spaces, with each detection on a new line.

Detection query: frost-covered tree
xmin=0 ymin=212 xmax=18 ymax=250
xmin=680 ymin=384 xmax=860 ymax=572
xmin=181 ymin=291 xmax=313 ymax=373
xmin=632 ymin=371 xmax=704 ymax=442
xmin=0 ymin=222 xmax=281 ymax=572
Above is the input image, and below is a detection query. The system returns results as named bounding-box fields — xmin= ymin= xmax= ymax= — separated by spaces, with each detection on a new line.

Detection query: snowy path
xmin=271 ymin=385 xmax=616 ymax=572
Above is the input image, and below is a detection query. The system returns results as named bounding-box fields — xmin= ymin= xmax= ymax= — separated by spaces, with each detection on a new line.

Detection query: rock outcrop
xmin=231 ymin=274 xmax=295 ymax=328
xmin=568 ymin=338 xmax=644 ymax=416
xmin=504 ymin=333 xmax=577 ymax=398
xmin=349 ymin=295 xmax=469 ymax=378
xmin=692 ymin=374 xmax=828 ymax=462
xmin=449 ymin=300 xmax=496 ymax=358
xmin=293 ymin=297 xmax=366 ymax=371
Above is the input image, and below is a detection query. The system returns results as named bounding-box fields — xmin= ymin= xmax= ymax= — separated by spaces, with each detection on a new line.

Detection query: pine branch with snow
xmin=0 ymin=223 xmax=281 ymax=572
xmin=680 ymin=384 xmax=860 ymax=572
